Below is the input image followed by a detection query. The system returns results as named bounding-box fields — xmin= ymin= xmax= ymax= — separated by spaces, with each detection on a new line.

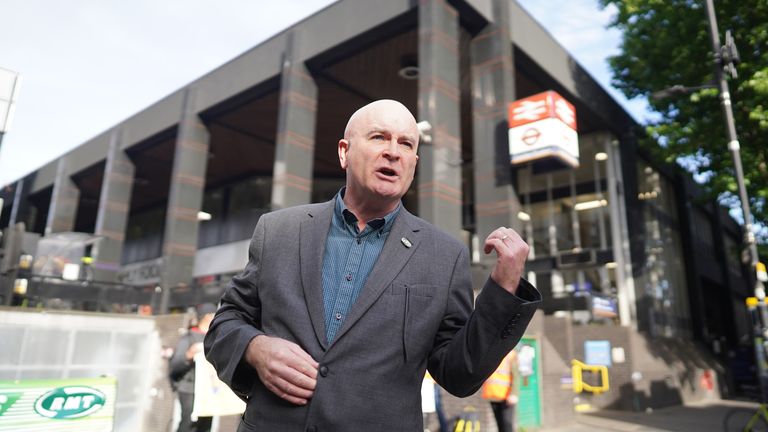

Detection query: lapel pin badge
xmin=401 ymin=237 xmax=412 ymax=248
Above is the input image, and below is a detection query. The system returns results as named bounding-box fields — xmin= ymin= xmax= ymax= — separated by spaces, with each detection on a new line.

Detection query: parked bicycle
xmin=723 ymin=403 xmax=768 ymax=431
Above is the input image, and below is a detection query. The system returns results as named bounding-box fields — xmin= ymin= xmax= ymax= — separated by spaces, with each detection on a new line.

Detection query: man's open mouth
xmin=377 ymin=167 xmax=397 ymax=177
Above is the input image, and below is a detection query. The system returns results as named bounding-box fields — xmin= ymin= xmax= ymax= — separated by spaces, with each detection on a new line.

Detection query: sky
xmin=0 ymin=0 xmax=653 ymax=187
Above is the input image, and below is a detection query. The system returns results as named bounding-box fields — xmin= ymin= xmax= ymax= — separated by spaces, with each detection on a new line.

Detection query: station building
xmin=0 ymin=0 xmax=757 ymax=426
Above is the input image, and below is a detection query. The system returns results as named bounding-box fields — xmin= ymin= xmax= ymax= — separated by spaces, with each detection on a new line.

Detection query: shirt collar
xmin=334 ymin=187 xmax=400 ymax=233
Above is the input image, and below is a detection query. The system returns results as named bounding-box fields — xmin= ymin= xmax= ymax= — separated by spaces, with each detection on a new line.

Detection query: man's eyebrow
xmin=365 ymin=127 xmax=387 ymax=135
xmin=364 ymin=127 xmax=417 ymax=142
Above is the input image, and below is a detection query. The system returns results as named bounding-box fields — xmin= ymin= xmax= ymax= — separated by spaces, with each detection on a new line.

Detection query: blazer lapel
xmin=330 ymin=209 xmax=423 ymax=345
xmin=300 ymin=200 xmax=335 ymax=351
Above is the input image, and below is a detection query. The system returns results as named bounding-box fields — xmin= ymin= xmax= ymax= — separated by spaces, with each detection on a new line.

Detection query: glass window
xmin=123 ymin=206 xmax=165 ymax=264
xmin=692 ymin=208 xmax=715 ymax=250
xmin=635 ymin=162 xmax=690 ymax=338
xmin=723 ymin=235 xmax=743 ymax=276
xmin=229 ymin=177 xmax=271 ymax=215
xmin=636 ymin=162 xmax=679 ymax=223
xmin=201 ymin=188 xmax=225 ymax=218
xmin=198 ymin=176 xmax=272 ymax=248
xmin=516 ymin=134 xmax=614 ymax=259
xmin=312 ymin=178 xmax=345 ymax=203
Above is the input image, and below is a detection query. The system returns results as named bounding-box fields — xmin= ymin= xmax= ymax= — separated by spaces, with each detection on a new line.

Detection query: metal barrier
xmin=0 ymin=308 xmax=160 ymax=431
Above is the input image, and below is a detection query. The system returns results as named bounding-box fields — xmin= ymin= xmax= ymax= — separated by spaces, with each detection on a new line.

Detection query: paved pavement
xmin=537 ymin=399 xmax=763 ymax=431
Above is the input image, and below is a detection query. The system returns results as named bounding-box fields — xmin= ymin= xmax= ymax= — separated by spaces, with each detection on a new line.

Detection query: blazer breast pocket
xmin=387 ymin=283 xmax=435 ymax=298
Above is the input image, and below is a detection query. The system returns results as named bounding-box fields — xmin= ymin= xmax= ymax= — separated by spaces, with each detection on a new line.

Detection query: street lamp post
xmin=704 ymin=0 xmax=768 ymax=402
xmin=703 ymin=0 xmax=763 ymax=296
xmin=0 ymin=67 xmax=21 ymax=155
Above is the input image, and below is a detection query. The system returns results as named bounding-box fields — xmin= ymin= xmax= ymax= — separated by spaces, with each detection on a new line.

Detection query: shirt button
xmin=335 ymin=312 xmax=342 ymax=320
xmin=319 ymin=366 xmax=329 ymax=377
xmin=346 ymin=274 xmax=352 ymax=281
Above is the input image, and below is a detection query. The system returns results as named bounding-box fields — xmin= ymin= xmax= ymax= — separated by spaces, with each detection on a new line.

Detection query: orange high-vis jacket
xmin=481 ymin=350 xmax=518 ymax=401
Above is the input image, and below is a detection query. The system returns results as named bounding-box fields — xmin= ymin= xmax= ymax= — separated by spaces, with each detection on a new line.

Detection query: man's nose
xmin=382 ymin=140 xmax=401 ymax=160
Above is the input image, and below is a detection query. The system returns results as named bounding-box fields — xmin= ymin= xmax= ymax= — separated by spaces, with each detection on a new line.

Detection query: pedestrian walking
xmin=169 ymin=303 xmax=217 ymax=432
xmin=482 ymin=349 xmax=520 ymax=432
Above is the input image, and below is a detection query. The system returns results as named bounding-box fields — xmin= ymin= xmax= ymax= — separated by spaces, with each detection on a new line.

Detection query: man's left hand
xmin=483 ymin=227 xmax=529 ymax=295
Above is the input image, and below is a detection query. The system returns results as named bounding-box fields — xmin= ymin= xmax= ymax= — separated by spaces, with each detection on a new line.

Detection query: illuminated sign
xmin=508 ymin=90 xmax=579 ymax=169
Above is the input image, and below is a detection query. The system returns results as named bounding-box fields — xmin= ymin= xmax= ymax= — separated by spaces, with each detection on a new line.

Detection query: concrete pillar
xmin=1 ymin=222 xmax=24 ymax=306
xmin=605 ymin=133 xmax=637 ymax=328
xmin=469 ymin=0 xmax=521 ymax=260
xmin=159 ymin=87 xmax=210 ymax=313
xmin=271 ymin=31 xmax=318 ymax=210
xmin=417 ymin=0 xmax=463 ymax=239
xmin=92 ymin=128 xmax=135 ymax=282
xmin=8 ymin=179 xmax=26 ymax=226
xmin=46 ymin=158 xmax=80 ymax=235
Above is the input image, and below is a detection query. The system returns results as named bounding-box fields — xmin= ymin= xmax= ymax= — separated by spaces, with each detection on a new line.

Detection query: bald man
xmin=204 ymin=100 xmax=541 ymax=431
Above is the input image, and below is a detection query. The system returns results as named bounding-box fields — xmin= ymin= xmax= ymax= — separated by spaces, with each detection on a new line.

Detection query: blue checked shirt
xmin=321 ymin=190 xmax=400 ymax=343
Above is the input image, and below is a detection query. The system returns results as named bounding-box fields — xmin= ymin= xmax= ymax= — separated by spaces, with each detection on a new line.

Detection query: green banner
xmin=0 ymin=377 xmax=116 ymax=432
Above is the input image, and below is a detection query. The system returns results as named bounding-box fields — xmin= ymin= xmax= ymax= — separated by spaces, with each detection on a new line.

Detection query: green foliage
xmin=599 ymin=0 xmax=768 ymax=245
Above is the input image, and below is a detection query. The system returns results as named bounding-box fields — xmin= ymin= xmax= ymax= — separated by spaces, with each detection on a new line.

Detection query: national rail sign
xmin=508 ymin=90 xmax=579 ymax=169
xmin=0 ymin=377 xmax=116 ymax=432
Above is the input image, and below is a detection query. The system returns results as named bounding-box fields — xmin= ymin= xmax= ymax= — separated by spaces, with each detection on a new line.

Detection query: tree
xmin=599 ymin=0 xmax=768 ymax=255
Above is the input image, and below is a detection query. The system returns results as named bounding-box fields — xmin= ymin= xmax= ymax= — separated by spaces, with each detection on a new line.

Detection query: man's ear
xmin=338 ymin=139 xmax=350 ymax=169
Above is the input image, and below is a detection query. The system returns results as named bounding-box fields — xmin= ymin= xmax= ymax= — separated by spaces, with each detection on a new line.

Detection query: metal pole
xmin=704 ymin=0 xmax=763 ymax=297
xmin=704 ymin=0 xmax=768 ymax=403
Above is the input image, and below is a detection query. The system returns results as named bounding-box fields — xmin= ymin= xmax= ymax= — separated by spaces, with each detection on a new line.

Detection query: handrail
xmin=571 ymin=359 xmax=609 ymax=395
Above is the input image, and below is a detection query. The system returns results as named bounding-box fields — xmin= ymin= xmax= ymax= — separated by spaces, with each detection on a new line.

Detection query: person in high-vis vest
xmin=481 ymin=349 xmax=519 ymax=432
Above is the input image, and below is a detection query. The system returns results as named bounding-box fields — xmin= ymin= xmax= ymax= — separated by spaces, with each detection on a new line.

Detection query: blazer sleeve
xmin=427 ymin=246 xmax=541 ymax=397
xmin=203 ymin=217 xmax=267 ymax=399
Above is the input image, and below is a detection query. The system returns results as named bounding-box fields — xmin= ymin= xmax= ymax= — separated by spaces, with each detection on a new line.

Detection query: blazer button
xmin=306 ymin=426 xmax=317 ymax=432
xmin=319 ymin=366 xmax=329 ymax=377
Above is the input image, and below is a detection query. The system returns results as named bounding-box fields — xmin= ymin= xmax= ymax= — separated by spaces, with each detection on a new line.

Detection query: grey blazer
xmin=204 ymin=199 xmax=540 ymax=432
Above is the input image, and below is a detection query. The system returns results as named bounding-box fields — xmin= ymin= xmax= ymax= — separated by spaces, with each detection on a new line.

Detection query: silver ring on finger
xmin=501 ymin=235 xmax=509 ymax=241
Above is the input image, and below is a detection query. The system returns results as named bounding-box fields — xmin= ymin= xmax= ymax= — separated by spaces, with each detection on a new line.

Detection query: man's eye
xmin=372 ymin=135 xmax=385 ymax=140
xmin=401 ymin=141 xmax=414 ymax=148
